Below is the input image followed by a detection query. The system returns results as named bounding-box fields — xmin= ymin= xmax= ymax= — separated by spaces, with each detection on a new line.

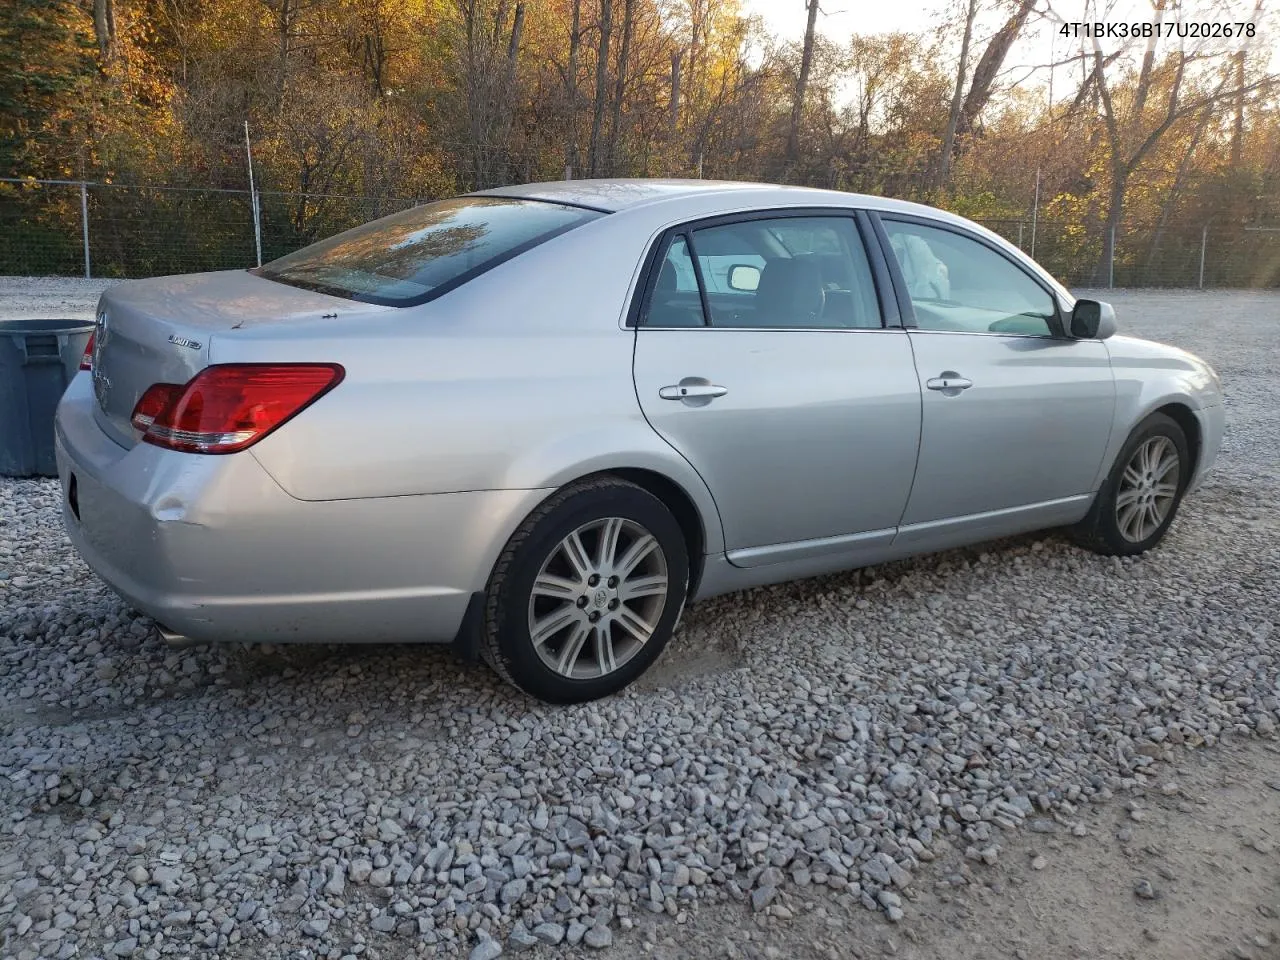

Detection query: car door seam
xmin=892 ymin=329 xmax=927 ymax=540
xmin=628 ymin=325 xmax=730 ymax=555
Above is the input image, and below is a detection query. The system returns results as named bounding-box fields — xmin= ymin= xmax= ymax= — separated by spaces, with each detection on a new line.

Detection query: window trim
xmin=683 ymin=232 xmax=716 ymax=328
xmin=627 ymin=207 xmax=894 ymax=332
xmin=869 ymin=211 xmax=1069 ymax=339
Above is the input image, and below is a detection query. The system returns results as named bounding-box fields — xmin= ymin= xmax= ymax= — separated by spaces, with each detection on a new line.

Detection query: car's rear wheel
xmin=481 ymin=476 xmax=689 ymax=703
xmin=1072 ymin=412 xmax=1190 ymax=556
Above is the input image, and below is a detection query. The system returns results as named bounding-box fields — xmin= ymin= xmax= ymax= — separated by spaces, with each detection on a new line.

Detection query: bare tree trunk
xmin=588 ymin=0 xmax=612 ymax=176
xmin=1231 ymin=50 xmax=1246 ymax=167
xmin=669 ymin=50 xmax=681 ymax=138
xmin=566 ymin=0 xmax=581 ymax=175
xmin=938 ymin=0 xmax=977 ymax=189
xmin=1147 ymin=106 xmax=1211 ymax=269
xmin=785 ymin=0 xmax=820 ymax=176
xmin=277 ymin=0 xmax=294 ymax=104
xmin=494 ymin=2 xmax=525 ymax=183
xmin=956 ymin=0 xmax=1035 ymax=140
xmin=506 ymin=3 xmax=524 ymax=78
xmin=93 ymin=0 xmax=117 ymax=62
xmin=606 ymin=0 xmax=635 ymax=175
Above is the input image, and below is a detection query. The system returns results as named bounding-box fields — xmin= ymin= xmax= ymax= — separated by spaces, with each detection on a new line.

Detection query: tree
xmin=784 ymin=0 xmax=820 ymax=174
xmin=1086 ymin=0 xmax=1277 ymax=282
xmin=937 ymin=0 xmax=977 ymax=188
xmin=587 ymin=0 xmax=611 ymax=175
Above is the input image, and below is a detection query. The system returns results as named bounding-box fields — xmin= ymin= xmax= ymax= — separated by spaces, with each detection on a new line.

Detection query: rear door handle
xmin=659 ymin=381 xmax=728 ymax=401
xmin=926 ymin=373 xmax=973 ymax=392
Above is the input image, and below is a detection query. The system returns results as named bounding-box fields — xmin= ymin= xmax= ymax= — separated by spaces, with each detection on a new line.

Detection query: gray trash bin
xmin=0 ymin=318 xmax=95 ymax=478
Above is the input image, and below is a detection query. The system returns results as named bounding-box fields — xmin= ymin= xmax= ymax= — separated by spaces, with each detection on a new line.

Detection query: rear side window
xmin=642 ymin=215 xmax=882 ymax=330
xmin=256 ymin=196 xmax=603 ymax=307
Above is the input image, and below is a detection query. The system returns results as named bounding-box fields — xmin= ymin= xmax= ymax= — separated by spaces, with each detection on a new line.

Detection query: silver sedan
xmin=55 ymin=179 xmax=1225 ymax=703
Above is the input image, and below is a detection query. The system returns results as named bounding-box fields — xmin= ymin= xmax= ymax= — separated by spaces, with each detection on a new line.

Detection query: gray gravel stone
xmin=1 ymin=287 xmax=1276 ymax=958
xmin=533 ymin=922 xmax=566 ymax=945
xmin=302 ymin=918 xmax=329 ymax=937
xmin=585 ymin=926 xmax=614 ymax=949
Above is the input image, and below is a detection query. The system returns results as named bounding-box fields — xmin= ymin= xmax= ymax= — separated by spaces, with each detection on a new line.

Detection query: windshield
xmin=255 ymin=196 xmax=604 ymax=306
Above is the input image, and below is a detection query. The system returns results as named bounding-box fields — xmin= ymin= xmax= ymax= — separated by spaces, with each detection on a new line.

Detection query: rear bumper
xmin=55 ymin=374 xmax=546 ymax=644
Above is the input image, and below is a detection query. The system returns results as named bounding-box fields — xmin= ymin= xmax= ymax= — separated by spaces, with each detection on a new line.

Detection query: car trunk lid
xmin=90 ymin=269 xmax=380 ymax=449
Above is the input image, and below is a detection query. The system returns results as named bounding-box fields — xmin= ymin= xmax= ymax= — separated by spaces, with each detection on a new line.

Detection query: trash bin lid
xmin=0 ymin=318 xmax=96 ymax=337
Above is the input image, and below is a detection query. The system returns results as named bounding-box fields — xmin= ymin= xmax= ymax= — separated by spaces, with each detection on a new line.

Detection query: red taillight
xmin=80 ymin=332 xmax=95 ymax=371
xmin=133 ymin=364 xmax=344 ymax=454
xmin=131 ymin=383 xmax=184 ymax=432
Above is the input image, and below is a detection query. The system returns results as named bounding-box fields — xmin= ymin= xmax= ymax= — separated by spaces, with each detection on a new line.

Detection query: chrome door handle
xmin=926 ymin=373 xmax=973 ymax=392
xmin=659 ymin=381 xmax=728 ymax=401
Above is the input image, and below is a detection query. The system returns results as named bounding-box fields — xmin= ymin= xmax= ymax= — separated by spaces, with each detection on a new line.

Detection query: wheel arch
xmin=603 ymin=467 xmax=709 ymax=599
xmin=1151 ymin=401 xmax=1202 ymax=481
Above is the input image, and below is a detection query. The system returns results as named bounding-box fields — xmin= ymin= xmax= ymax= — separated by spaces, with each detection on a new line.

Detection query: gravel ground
xmin=0 ymin=283 xmax=1277 ymax=960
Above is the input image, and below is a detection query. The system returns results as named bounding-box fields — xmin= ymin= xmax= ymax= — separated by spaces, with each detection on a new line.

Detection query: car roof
xmin=471 ymin=178 xmax=957 ymax=222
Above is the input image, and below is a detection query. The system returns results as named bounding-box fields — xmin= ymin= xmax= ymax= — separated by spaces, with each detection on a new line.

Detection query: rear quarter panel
xmin=226 ymin=210 xmax=728 ymax=554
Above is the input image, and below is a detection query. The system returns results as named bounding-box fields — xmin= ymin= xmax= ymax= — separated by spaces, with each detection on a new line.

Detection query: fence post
xmin=1108 ymin=224 xmax=1115 ymax=289
xmin=1198 ymin=224 xmax=1208 ymax=289
xmin=244 ymin=121 xmax=263 ymax=267
xmin=1030 ymin=167 xmax=1039 ymax=257
xmin=564 ymin=164 xmax=572 ymax=181
xmin=79 ymin=182 xmax=91 ymax=279
xmin=1017 ymin=222 xmax=1024 ymax=249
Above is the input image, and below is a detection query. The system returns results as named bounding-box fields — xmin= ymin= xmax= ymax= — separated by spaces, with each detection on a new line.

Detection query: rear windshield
xmin=255 ymin=196 xmax=604 ymax=306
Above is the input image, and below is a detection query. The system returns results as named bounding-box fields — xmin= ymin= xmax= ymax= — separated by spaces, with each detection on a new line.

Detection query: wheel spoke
xmin=1115 ymin=486 xmax=1141 ymax=508
xmin=1153 ymin=481 xmax=1178 ymax=499
xmin=615 ymin=534 xmax=658 ymax=579
xmin=1123 ymin=464 xmax=1143 ymax=487
xmin=531 ymin=606 xmax=578 ymax=648
xmin=614 ymin=606 xmax=655 ymax=644
xmin=594 ymin=625 xmax=617 ymax=676
xmin=560 ymin=531 xmax=593 ymax=580
xmin=532 ymin=573 xmax=581 ymax=600
xmin=1118 ymin=501 xmax=1142 ymax=540
xmin=618 ymin=573 xmax=668 ymax=601
xmin=555 ymin=621 xmax=592 ymax=675
xmin=1154 ymin=453 xmax=1179 ymax=481
xmin=597 ymin=518 xmax=625 ymax=571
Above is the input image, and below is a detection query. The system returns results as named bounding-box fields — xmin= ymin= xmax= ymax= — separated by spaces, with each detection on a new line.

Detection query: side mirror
xmin=1070 ymin=299 xmax=1117 ymax=339
xmin=727 ymin=263 xmax=761 ymax=292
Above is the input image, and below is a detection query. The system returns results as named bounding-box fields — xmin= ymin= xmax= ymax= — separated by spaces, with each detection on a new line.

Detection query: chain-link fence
xmin=3 ymin=177 xmax=1278 ymax=287
xmin=0 ymin=179 xmax=426 ymax=279
xmin=972 ymin=216 xmax=1280 ymax=288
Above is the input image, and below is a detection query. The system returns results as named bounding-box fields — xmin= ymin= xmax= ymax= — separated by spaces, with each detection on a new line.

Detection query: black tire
xmin=481 ymin=476 xmax=689 ymax=703
xmin=1071 ymin=412 xmax=1191 ymax=556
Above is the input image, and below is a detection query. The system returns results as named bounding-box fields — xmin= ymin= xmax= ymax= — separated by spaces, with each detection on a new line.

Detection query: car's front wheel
xmin=481 ymin=477 xmax=689 ymax=703
xmin=1072 ymin=412 xmax=1191 ymax=556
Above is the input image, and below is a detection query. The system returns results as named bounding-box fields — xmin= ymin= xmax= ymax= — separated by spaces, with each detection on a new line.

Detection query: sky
xmin=743 ymin=0 xmax=942 ymax=43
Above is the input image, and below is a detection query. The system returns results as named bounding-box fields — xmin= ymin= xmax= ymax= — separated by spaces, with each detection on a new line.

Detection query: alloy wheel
xmin=1115 ymin=435 xmax=1180 ymax=543
xmin=526 ymin=517 xmax=669 ymax=679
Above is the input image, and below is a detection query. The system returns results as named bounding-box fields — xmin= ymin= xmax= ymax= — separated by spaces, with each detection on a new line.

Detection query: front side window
xmin=256 ymin=196 xmax=603 ymax=306
xmin=882 ymin=219 xmax=1057 ymax=336
xmin=643 ymin=215 xmax=882 ymax=330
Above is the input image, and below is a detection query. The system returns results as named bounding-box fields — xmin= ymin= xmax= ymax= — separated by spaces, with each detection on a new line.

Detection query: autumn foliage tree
xmin=1 ymin=0 xmax=1278 ymax=283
